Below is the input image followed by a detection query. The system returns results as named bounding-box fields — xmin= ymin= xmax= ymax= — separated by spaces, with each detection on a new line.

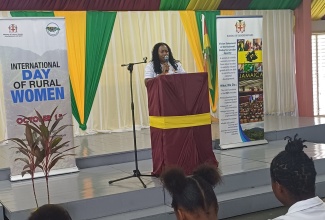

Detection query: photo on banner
xmin=217 ymin=16 xmax=267 ymax=149
xmin=0 ymin=18 xmax=78 ymax=181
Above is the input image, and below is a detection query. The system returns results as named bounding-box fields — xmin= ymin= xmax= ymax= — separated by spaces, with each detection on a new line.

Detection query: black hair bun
xmin=193 ymin=164 xmax=221 ymax=187
xmin=161 ymin=167 xmax=187 ymax=195
xmin=284 ymin=134 xmax=307 ymax=154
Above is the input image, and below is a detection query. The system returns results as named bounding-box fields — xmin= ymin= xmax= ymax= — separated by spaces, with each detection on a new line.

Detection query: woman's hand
xmin=161 ymin=62 xmax=169 ymax=74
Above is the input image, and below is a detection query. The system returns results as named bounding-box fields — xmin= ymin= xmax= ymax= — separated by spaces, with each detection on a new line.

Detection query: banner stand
xmin=0 ymin=18 xmax=78 ymax=181
xmin=217 ymin=15 xmax=268 ymax=149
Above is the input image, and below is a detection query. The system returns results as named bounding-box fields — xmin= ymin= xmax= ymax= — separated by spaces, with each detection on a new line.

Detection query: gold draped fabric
xmin=179 ymin=11 xmax=204 ymax=72
xmin=311 ymin=0 xmax=325 ymax=20
xmin=54 ymin=11 xmax=86 ymax=124
xmin=186 ymin=0 xmax=222 ymax=10
xmin=220 ymin=10 xmax=235 ymax=16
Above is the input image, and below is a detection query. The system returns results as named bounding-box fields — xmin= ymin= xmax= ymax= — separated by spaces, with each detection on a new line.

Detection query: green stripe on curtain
xmin=248 ymin=0 xmax=302 ymax=10
xmin=159 ymin=0 xmax=190 ymax=10
xmin=70 ymin=86 xmax=81 ymax=127
xmin=10 ymin=11 xmax=55 ymax=17
xmin=196 ymin=11 xmax=220 ymax=109
xmin=81 ymin=11 xmax=117 ymax=130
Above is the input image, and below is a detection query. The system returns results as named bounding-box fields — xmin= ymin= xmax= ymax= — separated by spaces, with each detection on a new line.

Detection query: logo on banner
xmin=2 ymin=24 xmax=22 ymax=38
xmin=46 ymin=23 xmax=60 ymax=36
xmin=8 ymin=24 xmax=17 ymax=33
xmin=235 ymin=20 xmax=246 ymax=33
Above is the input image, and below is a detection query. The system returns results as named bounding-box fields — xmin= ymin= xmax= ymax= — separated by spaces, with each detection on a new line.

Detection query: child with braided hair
xmin=161 ymin=164 xmax=221 ymax=220
xmin=28 ymin=204 xmax=72 ymax=220
xmin=270 ymin=134 xmax=325 ymax=220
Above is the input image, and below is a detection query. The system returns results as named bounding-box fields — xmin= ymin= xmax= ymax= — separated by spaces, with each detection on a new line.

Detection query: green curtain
xmin=81 ymin=11 xmax=117 ymax=130
xmin=248 ymin=0 xmax=302 ymax=10
xmin=70 ymin=86 xmax=81 ymax=127
xmin=10 ymin=11 xmax=55 ymax=17
xmin=195 ymin=11 xmax=220 ymax=108
xmin=159 ymin=0 xmax=190 ymax=10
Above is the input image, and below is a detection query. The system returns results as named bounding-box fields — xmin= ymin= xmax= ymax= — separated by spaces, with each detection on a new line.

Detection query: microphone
xmin=164 ymin=55 xmax=169 ymax=73
xmin=164 ymin=55 xmax=169 ymax=63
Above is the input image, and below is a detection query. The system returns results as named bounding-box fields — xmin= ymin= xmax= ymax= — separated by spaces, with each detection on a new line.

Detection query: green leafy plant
xmin=8 ymin=107 xmax=77 ymax=205
xmin=9 ymin=126 xmax=42 ymax=207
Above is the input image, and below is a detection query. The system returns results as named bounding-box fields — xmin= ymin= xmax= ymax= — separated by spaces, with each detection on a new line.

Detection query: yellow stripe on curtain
xmin=54 ymin=11 xmax=86 ymax=124
xmin=187 ymin=0 xmax=221 ymax=10
xmin=179 ymin=11 xmax=204 ymax=72
xmin=311 ymin=0 xmax=325 ymax=20
xmin=0 ymin=11 xmax=11 ymax=17
xmin=220 ymin=10 xmax=235 ymax=16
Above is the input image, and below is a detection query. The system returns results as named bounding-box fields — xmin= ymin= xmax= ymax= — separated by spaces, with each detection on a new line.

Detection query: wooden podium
xmin=146 ymin=73 xmax=218 ymax=176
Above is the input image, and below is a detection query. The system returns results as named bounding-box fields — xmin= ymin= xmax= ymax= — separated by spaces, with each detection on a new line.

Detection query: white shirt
xmin=271 ymin=197 xmax=325 ymax=220
xmin=144 ymin=61 xmax=186 ymax=79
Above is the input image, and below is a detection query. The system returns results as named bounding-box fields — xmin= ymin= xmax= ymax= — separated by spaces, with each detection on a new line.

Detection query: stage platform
xmin=0 ymin=115 xmax=325 ymax=220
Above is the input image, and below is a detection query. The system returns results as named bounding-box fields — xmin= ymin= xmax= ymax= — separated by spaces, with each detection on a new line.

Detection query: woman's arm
xmin=144 ymin=62 xmax=155 ymax=86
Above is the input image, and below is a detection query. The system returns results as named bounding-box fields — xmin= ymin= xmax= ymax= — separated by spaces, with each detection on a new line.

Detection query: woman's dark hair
xmin=161 ymin=164 xmax=221 ymax=215
xmin=270 ymin=134 xmax=317 ymax=200
xmin=28 ymin=204 xmax=72 ymax=220
xmin=151 ymin=42 xmax=178 ymax=74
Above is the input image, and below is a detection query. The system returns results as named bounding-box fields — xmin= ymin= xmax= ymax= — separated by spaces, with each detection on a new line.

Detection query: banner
xmin=217 ymin=16 xmax=267 ymax=149
xmin=0 ymin=18 xmax=78 ymax=181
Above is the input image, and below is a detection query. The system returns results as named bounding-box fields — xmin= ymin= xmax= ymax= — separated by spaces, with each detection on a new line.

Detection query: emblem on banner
xmin=3 ymin=24 xmax=22 ymax=37
xmin=8 ymin=24 xmax=18 ymax=33
xmin=46 ymin=23 xmax=60 ymax=36
xmin=235 ymin=20 xmax=246 ymax=33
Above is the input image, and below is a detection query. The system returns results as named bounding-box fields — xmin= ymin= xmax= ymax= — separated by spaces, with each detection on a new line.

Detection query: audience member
xmin=161 ymin=164 xmax=221 ymax=220
xmin=270 ymin=134 xmax=325 ymax=219
xmin=28 ymin=204 xmax=72 ymax=220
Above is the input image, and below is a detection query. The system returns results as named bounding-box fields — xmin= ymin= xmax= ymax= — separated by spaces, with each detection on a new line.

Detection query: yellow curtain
xmin=186 ymin=0 xmax=221 ymax=10
xmin=311 ymin=0 xmax=325 ymax=20
xmin=220 ymin=10 xmax=235 ymax=16
xmin=179 ymin=11 xmax=204 ymax=72
xmin=54 ymin=11 xmax=86 ymax=124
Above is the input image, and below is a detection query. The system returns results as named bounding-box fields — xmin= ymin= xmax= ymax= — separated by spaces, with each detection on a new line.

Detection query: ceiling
xmin=0 ymin=0 xmax=324 ymax=20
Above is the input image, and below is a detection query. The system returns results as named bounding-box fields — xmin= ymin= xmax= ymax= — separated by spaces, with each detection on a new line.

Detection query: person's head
xmin=28 ymin=204 xmax=72 ymax=220
xmin=161 ymin=164 xmax=221 ymax=220
xmin=151 ymin=42 xmax=178 ymax=74
xmin=270 ymin=134 xmax=317 ymax=207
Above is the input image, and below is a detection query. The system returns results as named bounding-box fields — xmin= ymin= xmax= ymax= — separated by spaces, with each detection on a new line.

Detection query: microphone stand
xmin=109 ymin=57 xmax=153 ymax=188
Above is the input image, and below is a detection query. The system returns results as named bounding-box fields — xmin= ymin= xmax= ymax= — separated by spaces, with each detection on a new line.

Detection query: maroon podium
xmin=146 ymin=73 xmax=218 ymax=176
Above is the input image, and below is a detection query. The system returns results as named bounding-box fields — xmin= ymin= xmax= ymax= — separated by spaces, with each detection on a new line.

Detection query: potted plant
xmin=8 ymin=107 xmax=77 ymax=206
